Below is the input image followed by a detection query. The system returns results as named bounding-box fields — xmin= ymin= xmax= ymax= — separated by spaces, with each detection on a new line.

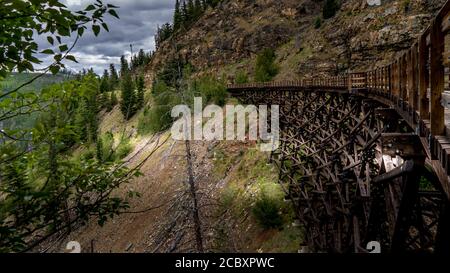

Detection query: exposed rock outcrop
xmin=146 ymin=0 xmax=447 ymax=82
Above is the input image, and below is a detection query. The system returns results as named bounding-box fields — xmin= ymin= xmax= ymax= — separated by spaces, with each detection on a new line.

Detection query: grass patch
xmin=260 ymin=225 xmax=303 ymax=253
xmin=115 ymin=138 xmax=133 ymax=160
xmin=211 ymin=144 xmax=301 ymax=252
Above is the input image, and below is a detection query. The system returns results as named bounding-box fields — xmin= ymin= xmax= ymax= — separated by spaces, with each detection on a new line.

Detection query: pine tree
xmin=100 ymin=69 xmax=110 ymax=93
xmin=255 ymin=48 xmax=278 ymax=82
xmin=120 ymin=55 xmax=129 ymax=78
xmin=86 ymin=93 xmax=99 ymax=143
xmin=109 ymin=63 xmax=119 ymax=90
xmin=137 ymin=49 xmax=146 ymax=66
xmin=75 ymin=98 xmax=88 ymax=143
xmin=187 ymin=0 xmax=195 ymax=24
xmin=323 ymin=0 xmax=339 ymax=19
xmin=181 ymin=1 xmax=189 ymax=28
xmin=194 ymin=0 xmax=202 ymax=19
xmin=100 ymin=91 xmax=110 ymax=110
xmin=136 ymin=75 xmax=145 ymax=110
xmin=120 ymin=71 xmax=136 ymax=120
xmin=108 ymin=90 xmax=118 ymax=112
xmin=96 ymin=137 xmax=104 ymax=162
xmin=205 ymin=0 xmax=220 ymax=8
xmin=174 ymin=0 xmax=182 ymax=31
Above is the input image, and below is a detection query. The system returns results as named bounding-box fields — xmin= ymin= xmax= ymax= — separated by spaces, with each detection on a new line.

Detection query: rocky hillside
xmin=147 ymin=0 xmax=446 ymax=82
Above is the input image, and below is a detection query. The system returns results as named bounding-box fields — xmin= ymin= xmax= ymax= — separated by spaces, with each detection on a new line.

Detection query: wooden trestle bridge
xmin=228 ymin=1 xmax=450 ymax=253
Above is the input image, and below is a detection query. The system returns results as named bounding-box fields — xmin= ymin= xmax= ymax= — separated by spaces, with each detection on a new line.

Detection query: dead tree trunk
xmin=184 ymin=140 xmax=204 ymax=253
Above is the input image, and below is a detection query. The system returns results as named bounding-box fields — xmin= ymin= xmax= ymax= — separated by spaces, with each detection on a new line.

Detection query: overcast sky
xmin=36 ymin=0 xmax=176 ymax=74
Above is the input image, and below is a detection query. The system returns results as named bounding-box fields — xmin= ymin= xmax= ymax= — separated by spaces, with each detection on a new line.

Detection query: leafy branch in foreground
xmin=0 ymin=0 xmax=153 ymax=253
xmin=0 ymin=0 xmax=119 ymax=97
xmin=0 ymin=75 xmax=144 ymax=253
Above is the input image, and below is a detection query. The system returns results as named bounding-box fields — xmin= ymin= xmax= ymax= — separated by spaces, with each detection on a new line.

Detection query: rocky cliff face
xmin=146 ymin=0 xmax=446 ymax=82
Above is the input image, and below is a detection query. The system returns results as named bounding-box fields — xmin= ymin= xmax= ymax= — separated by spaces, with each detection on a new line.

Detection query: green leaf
xmin=59 ymin=44 xmax=68 ymax=52
xmin=92 ymin=25 xmax=100 ymax=36
xmin=66 ymin=55 xmax=78 ymax=63
xmin=101 ymin=23 xmax=109 ymax=32
xmin=77 ymin=27 xmax=85 ymax=36
xmin=41 ymin=49 xmax=54 ymax=54
xmin=47 ymin=36 xmax=54 ymax=45
xmin=85 ymin=4 xmax=96 ymax=11
xmin=108 ymin=9 xmax=119 ymax=19
xmin=50 ymin=65 xmax=60 ymax=75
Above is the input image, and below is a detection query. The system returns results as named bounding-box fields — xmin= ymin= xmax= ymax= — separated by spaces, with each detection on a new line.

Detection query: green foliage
xmin=0 ymin=72 xmax=72 ymax=93
xmin=314 ymin=17 xmax=322 ymax=29
xmin=120 ymin=71 xmax=136 ymax=120
xmin=158 ymin=58 xmax=185 ymax=87
xmin=139 ymin=58 xmax=227 ymax=135
xmin=260 ymin=225 xmax=303 ymax=253
xmin=136 ymin=75 xmax=145 ymax=110
xmin=109 ymin=90 xmax=118 ymax=110
xmin=255 ymin=48 xmax=278 ymax=82
xmin=100 ymin=69 xmax=110 ymax=93
xmin=161 ymin=0 xmax=221 ymax=46
xmin=115 ymin=138 xmax=133 ymax=160
xmin=155 ymin=23 xmax=174 ymax=49
xmin=130 ymin=49 xmax=152 ymax=72
xmin=251 ymin=177 xmax=287 ymax=230
xmin=96 ymin=132 xmax=133 ymax=162
xmin=191 ymin=75 xmax=227 ymax=106
xmin=99 ymin=132 xmax=115 ymax=162
xmin=109 ymin=64 xmax=119 ymax=90
xmin=139 ymin=81 xmax=180 ymax=134
xmin=419 ymin=175 xmax=434 ymax=190
xmin=173 ymin=0 xmax=183 ymax=31
xmin=120 ymin=55 xmax=129 ymax=77
xmin=0 ymin=72 xmax=73 ymax=130
xmin=96 ymin=137 xmax=104 ymax=162
xmin=323 ymin=0 xmax=339 ymax=19
xmin=0 ymin=0 xmax=118 ymax=79
xmin=0 ymin=78 xmax=140 ymax=252
xmin=252 ymin=191 xmax=284 ymax=229
xmin=0 ymin=0 xmax=143 ymax=253
xmin=75 ymin=72 xmax=100 ymax=143
xmin=235 ymin=70 xmax=249 ymax=84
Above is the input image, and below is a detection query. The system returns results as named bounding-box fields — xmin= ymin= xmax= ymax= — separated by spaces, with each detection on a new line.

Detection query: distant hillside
xmin=0 ymin=73 xmax=73 ymax=130
xmin=0 ymin=72 xmax=73 ymax=93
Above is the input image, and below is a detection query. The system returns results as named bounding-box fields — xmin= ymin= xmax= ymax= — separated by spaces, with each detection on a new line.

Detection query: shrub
xmin=145 ymin=104 xmax=174 ymax=133
xmin=235 ymin=70 xmax=249 ymax=84
xmin=100 ymin=132 xmax=115 ymax=162
xmin=255 ymin=48 xmax=278 ymax=82
xmin=323 ymin=0 xmax=339 ymax=19
xmin=252 ymin=191 xmax=283 ymax=229
xmin=314 ymin=17 xmax=322 ymax=29
xmin=138 ymin=80 xmax=181 ymax=134
xmin=81 ymin=147 xmax=96 ymax=161
xmin=115 ymin=138 xmax=133 ymax=160
xmin=193 ymin=76 xmax=228 ymax=107
xmin=120 ymin=72 xmax=137 ymax=120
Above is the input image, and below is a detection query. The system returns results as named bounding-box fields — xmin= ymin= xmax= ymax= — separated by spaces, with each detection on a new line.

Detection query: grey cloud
xmin=36 ymin=0 xmax=176 ymax=74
